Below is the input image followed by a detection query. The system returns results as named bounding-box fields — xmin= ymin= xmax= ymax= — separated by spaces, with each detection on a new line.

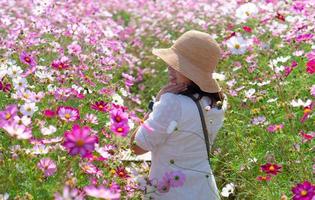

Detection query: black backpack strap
xmin=186 ymin=93 xmax=211 ymax=163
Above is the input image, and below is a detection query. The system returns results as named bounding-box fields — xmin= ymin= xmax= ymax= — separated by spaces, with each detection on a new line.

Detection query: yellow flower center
xmin=110 ymin=169 xmax=116 ymax=174
xmin=5 ymin=113 xmax=11 ymax=120
xmin=304 ymin=108 xmax=311 ymax=114
xmin=23 ymin=93 xmax=29 ymax=99
xmin=58 ymin=64 xmax=63 ymax=69
xmin=98 ymin=105 xmax=103 ymax=109
xmin=65 ymin=113 xmax=71 ymax=119
xmin=269 ymin=165 xmax=275 ymax=171
xmin=117 ymin=127 xmax=123 ymax=132
xmin=300 ymin=190 xmax=307 ymax=196
xmin=25 ymin=57 xmax=31 ymax=62
xmin=115 ymin=116 xmax=121 ymax=122
xmin=234 ymin=44 xmax=240 ymax=49
xmin=245 ymin=11 xmax=250 ymax=16
xmin=76 ymin=139 xmax=85 ymax=147
xmin=261 ymin=176 xmax=267 ymax=180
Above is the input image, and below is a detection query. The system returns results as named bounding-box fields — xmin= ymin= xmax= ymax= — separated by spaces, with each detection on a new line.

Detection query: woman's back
xmin=135 ymin=92 xmax=227 ymax=200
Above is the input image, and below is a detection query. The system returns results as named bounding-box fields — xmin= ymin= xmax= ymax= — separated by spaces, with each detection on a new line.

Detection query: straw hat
xmin=152 ymin=29 xmax=222 ymax=93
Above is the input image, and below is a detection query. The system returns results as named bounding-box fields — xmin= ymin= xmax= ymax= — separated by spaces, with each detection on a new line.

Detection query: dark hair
xmin=178 ymin=82 xmax=225 ymax=109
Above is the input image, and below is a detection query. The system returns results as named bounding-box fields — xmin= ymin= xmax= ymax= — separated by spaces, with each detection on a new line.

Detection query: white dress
xmin=135 ymin=92 xmax=228 ymax=200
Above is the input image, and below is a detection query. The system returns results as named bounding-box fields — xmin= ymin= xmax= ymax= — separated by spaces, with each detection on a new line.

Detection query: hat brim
xmin=152 ymin=47 xmax=222 ymax=93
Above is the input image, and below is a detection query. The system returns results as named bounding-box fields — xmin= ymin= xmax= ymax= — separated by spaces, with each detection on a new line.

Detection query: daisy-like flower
xmin=267 ymin=124 xmax=284 ymax=133
xmin=251 ymin=116 xmax=266 ymax=125
xmin=2 ymin=122 xmax=32 ymax=139
xmin=306 ymin=59 xmax=315 ymax=74
xmin=57 ymin=106 xmax=80 ymax=122
xmin=12 ymin=77 xmax=28 ymax=90
xmin=0 ymin=104 xmax=18 ymax=127
xmin=20 ymin=102 xmax=38 ymax=116
xmin=260 ymin=163 xmax=282 ymax=175
xmin=256 ymin=175 xmax=272 ymax=182
xmin=110 ymin=122 xmax=130 ymax=137
xmin=311 ymin=85 xmax=315 ymax=97
xmin=54 ymin=186 xmax=85 ymax=200
xmin=291 ymin=181 xmax=315 ymax=200
xmin=67 ymin=42 xmax=82 ymax=56
xmin=91 ymin=101 xmax=110 ymax=112
xmin=51 ymin=58 xmax=70 ymax=70
xmin=13 ymin=115 xmax=31 ymax=126
xmin=37 ymin=158 xmax=57 ymax=177
xmin=290 ymin=99 xmax=312 ymax=107
xmin=84 ymin=113 xmax=99 ymax=124
xmin=115 ymin=166 xmax=130 ymax=179
xmin=226 ymin=36 xmax=248 ymax=55
xmin=110 ymin=108 xmax=128 ymax=123
xmin=19 ymin=51 xmax=36 ymax=67
xmin=221 ymin=182 xmax=235 ymax=197
xmin=63 ymin=124 xmax=98 ymax=157
xmin=84 ymin=185 xmax=120 ymax=200
xmin=7 ymin=65 xmax=23 ymax=78
xmin=112 ymin=93 xmax=124 ymax=106
xmin=40 ymin=125 xmax=57 ymax=135
xmin=235 ymin=2 xmax=258 ymax=20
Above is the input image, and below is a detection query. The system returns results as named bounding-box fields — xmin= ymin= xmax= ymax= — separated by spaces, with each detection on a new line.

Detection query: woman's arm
xmin=130 ymin=112 xmax=151 ymax=155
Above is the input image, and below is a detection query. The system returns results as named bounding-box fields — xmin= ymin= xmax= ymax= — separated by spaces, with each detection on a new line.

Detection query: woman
xmin=130 ymin=30 xmax=228 ymax=200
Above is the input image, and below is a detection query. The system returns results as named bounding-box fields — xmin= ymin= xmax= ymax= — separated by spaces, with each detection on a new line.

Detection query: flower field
xmin=0 ymin=0 xmax=314 ymax=199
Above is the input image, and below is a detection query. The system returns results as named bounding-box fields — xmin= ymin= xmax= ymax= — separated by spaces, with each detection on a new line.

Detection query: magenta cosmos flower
xmin=63 ymin=124 xmax=98 ymax=157
xmin=260 ymin=163 xmax=282 ymax=175
xmin=267 ymin=124 xmax=284 ymax=133
xmin=91 ymin=101 xmax=110 ymax=112
xmin=57 ymin=106 xmax=80 ymax=122
xmin=84 ymin=185 xmax=120 ymax=200
xmin=51 ymin=59 xmax=70 ymax=70
xmin=37 ymin=158 xmax=57 ymax=177
xmin=110 ymin=108 xmax=128 ymax=123
xmin=110 ymin=122 xmax=130 ymax=137
xmin=19 ymin=51 xmax=36 ymax=67
xmin=291 ymin=181 xmax=315 ymax=200
xmin=306 ymin=59 xmax=315 ymax=74
xmin=0 ymin=104 xmax=18 ymax=127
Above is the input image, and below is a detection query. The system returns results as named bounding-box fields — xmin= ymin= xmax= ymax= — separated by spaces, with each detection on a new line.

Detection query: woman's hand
xmin=155 ymin=83 xmax=187 ymax=101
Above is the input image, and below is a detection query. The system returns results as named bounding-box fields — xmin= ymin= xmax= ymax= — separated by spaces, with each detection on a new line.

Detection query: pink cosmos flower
xmin=91 ymin=101 xmax=110 ymax=112
xmin=296 ymin=34 xmax=313 ymax=43
xmin=0 ymin=81 xmax=11 ymax=92
xmin=67 ymin=42 xmax=82 ymax=55
xmin=2 ymin=122 xmax=32 ymax=139
xmin=311 ymin=85 xmax=315 ymax=97
xmin=57 ymin=106 xmax=80 ymax=122
xmin=84 ymin=185 xmax=120 ymax=200
xmin=0 ymin=104 xmax=18 ymax=127
xmin=19 ymin=51 xmax=36 ymax=67
xmin=37 ymin=158 xmax=57 ymax=177
xmin=256 ymin=175 xmax=272 ymax=182
xmin=63 ymin=124 xmax=98 ymax=157
xmin=54 ymin=186 xmax=85 ymax=200
xmin=110 ymin=122 xmax=130 ymax=137
xmin=260 ymin=163 xmax=282 ymax=175
xmin=43 ymin=109 xmax=56 ymax=118
xmin=291 ymin=181 xmax=315 ymax=200
xmin=51 ymin=58 xmax=70 ymax=70
xmin=300 ymin=102 xmax=314 ymax=123
xmin=306 ymin=59 xmax=315 ymax=74
xmin=267 ymin=124 xmax=284 ymax=133
xmin=110 ymin=108 xmax=128 ymax=123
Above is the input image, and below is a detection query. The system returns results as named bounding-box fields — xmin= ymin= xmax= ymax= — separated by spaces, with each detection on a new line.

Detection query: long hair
xmin=178 ymin=81 xmax=225 ymax=109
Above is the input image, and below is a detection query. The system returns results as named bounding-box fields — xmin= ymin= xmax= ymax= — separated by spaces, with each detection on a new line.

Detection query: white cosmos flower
xmin=221 ymin=182 xmax=235 ymax=197
xmin=112 ymin=93 xmax=124 ymax=106
xmin=20 ymin=102 xmax=38 ymax=116
xmin=40 ymin=125 xmax=57 ymax=135
xmin=13 ymin=115 xmax=31 ymax=126
xmin=212 ymin=72 xmax=226 ymax=81
xmin=245 ymin=88 xmax=256 ymax=98
xmin=290 ymin=99 xmax=312 ymax=107
xmin=7 ymin=65 xmax=23 ymax=78
xmin=235 ymin=2 xmax=258 ymax=20
xmin=0 ymin=63 xmax=8 ymax=79
xmin=12 ymin=77 xmax=29 ymax=90
xmin=226 ymin=36 xmax=248 ymax=55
